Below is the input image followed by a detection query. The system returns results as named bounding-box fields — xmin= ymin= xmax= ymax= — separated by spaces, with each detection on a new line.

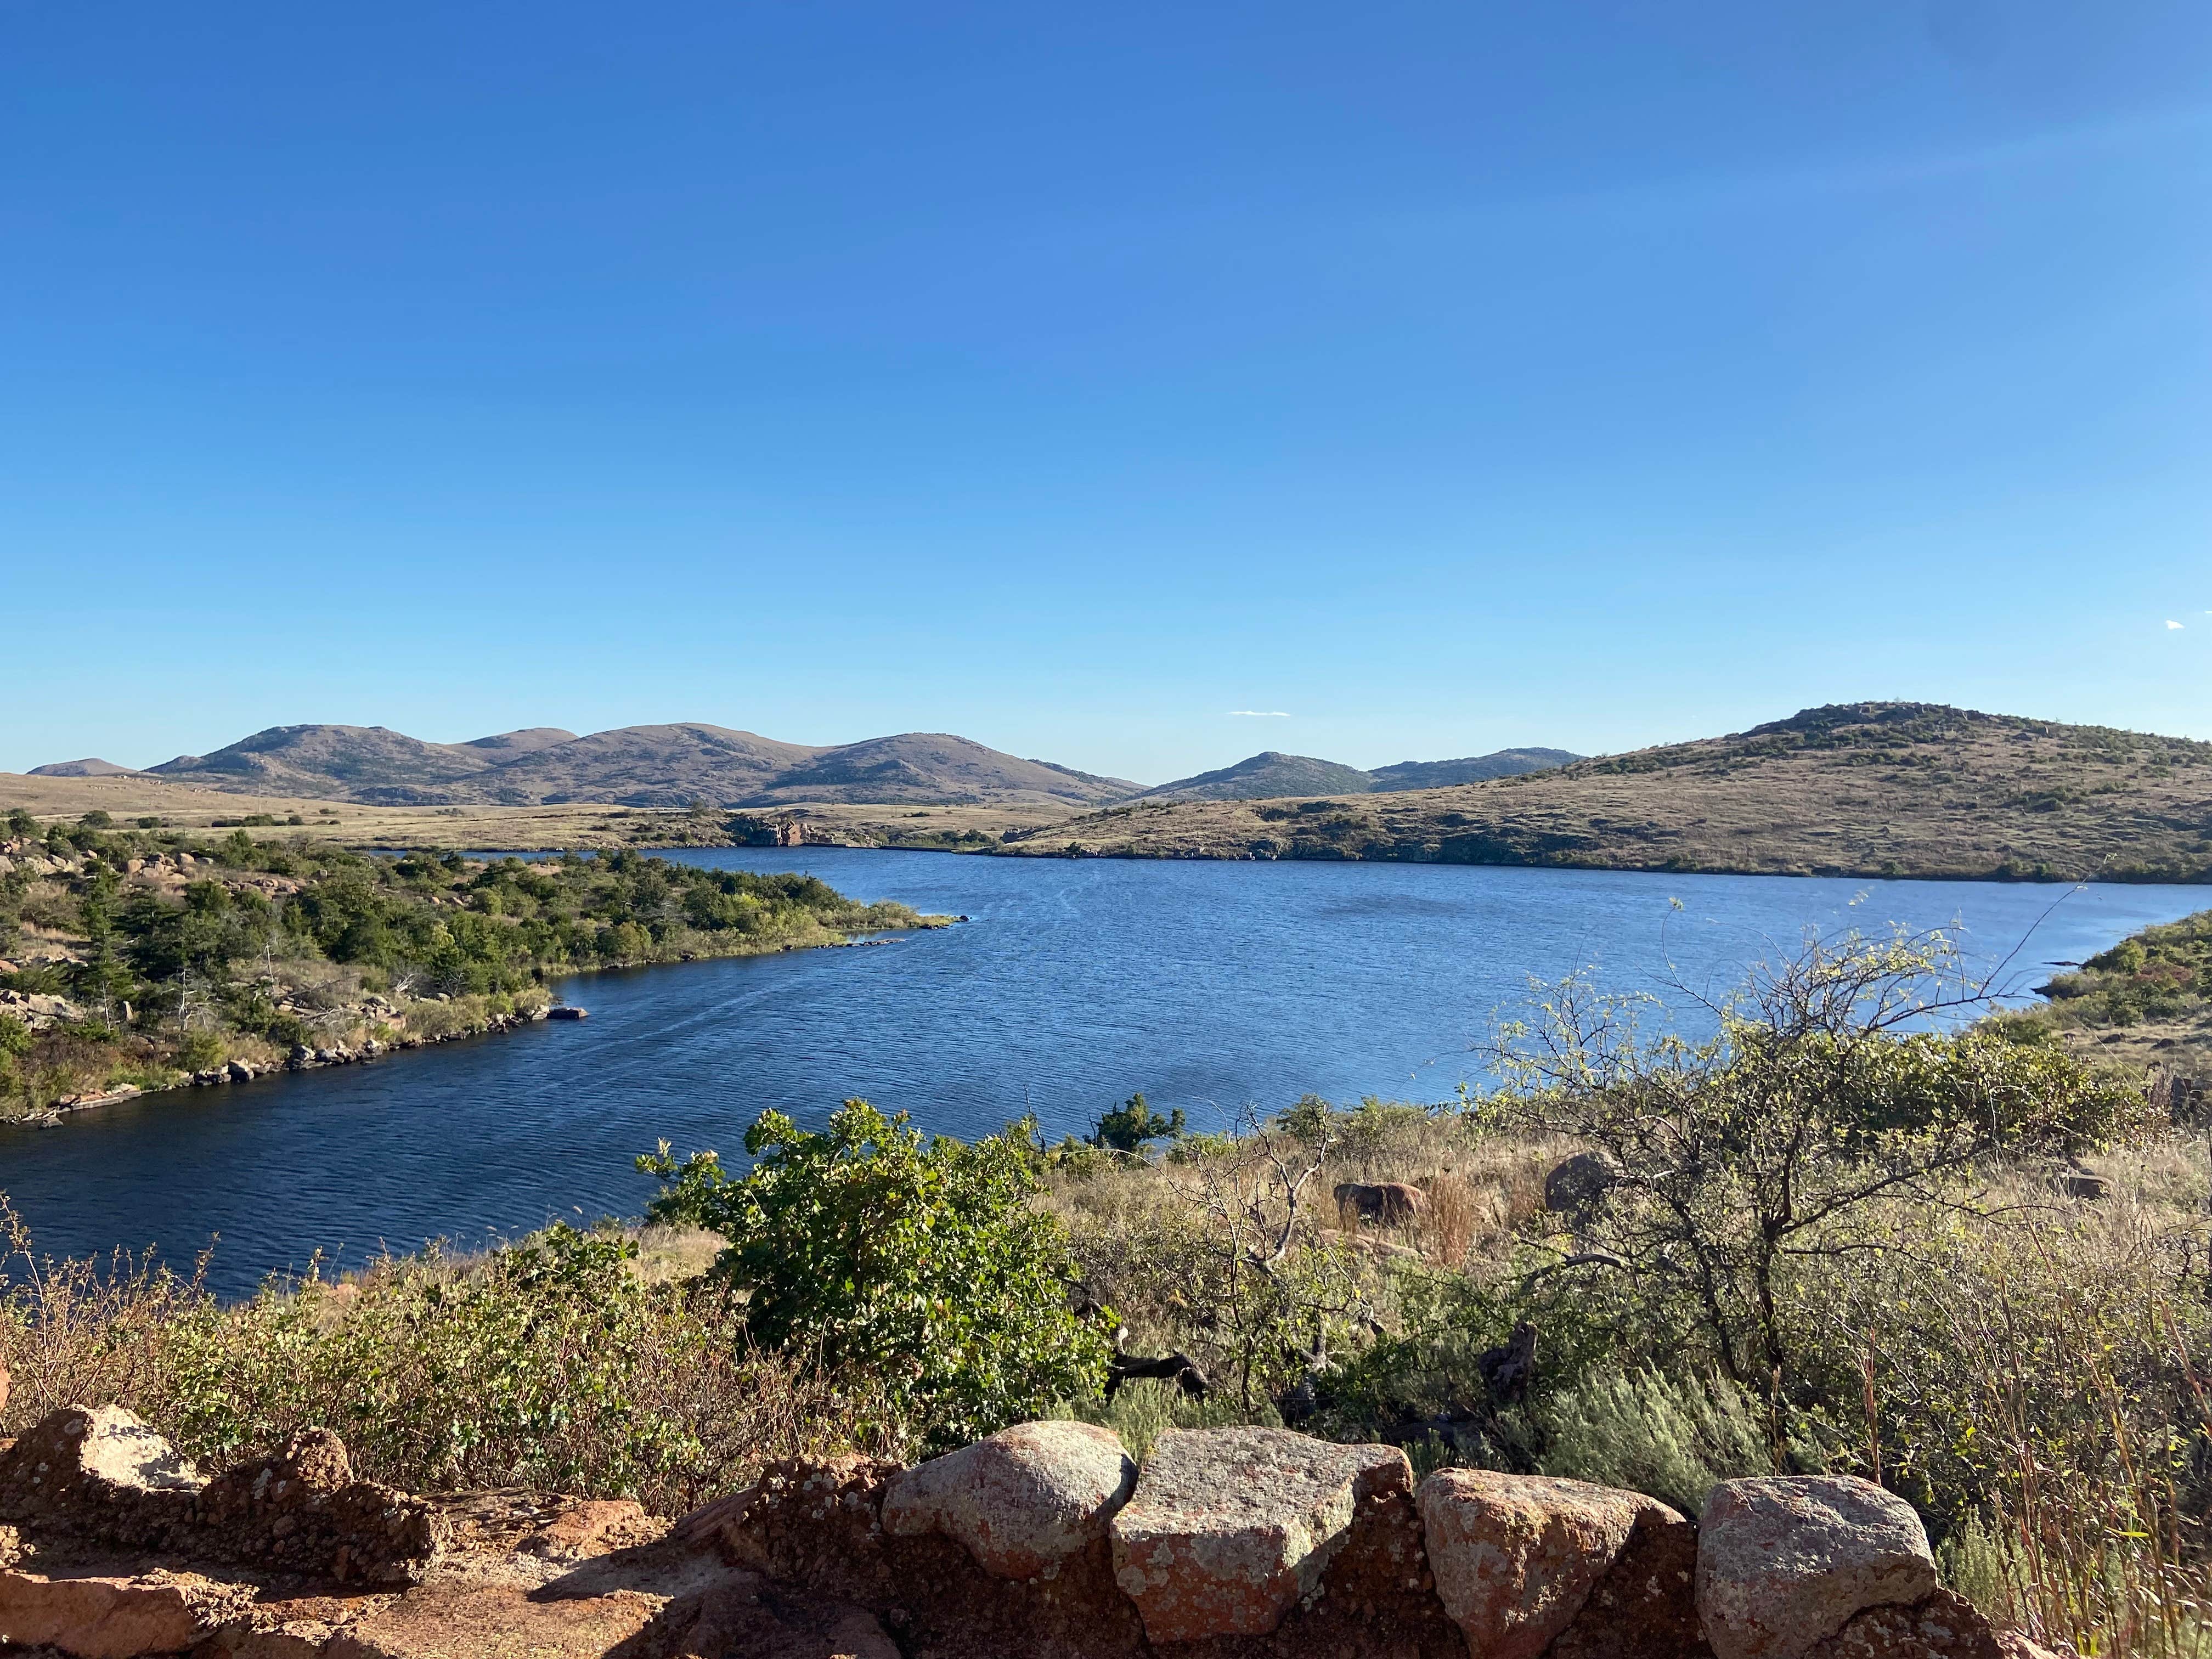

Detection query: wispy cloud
xmin=1229 ymin=710 xmax=1290 ymax=718
xmin=2168 ymin=620 xmax=2186 ymax=630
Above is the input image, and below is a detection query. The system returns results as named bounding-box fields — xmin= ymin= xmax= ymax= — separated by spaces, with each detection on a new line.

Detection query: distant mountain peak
xmin=26 ymin=758 xmax=138 ymax=777
xmin=1138 ymin=746 xmax=1577 ymax=803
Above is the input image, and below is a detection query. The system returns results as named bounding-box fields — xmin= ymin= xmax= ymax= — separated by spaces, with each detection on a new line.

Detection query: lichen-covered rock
xmin=1108 ymin=1426 xmax=1409 ymax=1642
xmin=882 ymin=1420 xmax=1135 ymax=1579
xmin=1417 ymin=1469 xmax=1678 ymax=1659
xmin=0 ymin=1406 xmax=204 ymax=1547
xmin=1803 ymin=1588 xmax=2006 ymax=1659
xmin=1697 ymin=1476 xmax=1939 ymax=1659
xmin=0 ymin=1564 xmax=245 ymax=1659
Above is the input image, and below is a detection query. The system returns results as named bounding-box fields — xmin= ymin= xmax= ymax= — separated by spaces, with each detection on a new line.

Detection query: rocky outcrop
xmin=0 ymin=1410 xmax=2040 ymax=1659
xmin=882 ymin=1420 xmax=1135 ymax=1579
xmin=1696 ymin=1476 xmax=1940 ymax=1659
xmin=0 ymin=1408 xmax=446 ymax=1588
xmin=1107 ymin=1426 xmax=1409 ymax=1641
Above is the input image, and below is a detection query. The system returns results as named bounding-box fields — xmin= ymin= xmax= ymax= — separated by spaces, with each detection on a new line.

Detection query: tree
xmin=1489 ymin=927 xmax=2138 ymax=1419
xmin=639 ymin=1100 xmax=1113 ymax=1450
xmin=1088 ymin=1091 xmax=1186 ymax=1153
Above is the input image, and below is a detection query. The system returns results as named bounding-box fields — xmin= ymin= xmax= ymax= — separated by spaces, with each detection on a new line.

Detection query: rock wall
xmin=0 ymin=1407 xmax=2057 ymax=1659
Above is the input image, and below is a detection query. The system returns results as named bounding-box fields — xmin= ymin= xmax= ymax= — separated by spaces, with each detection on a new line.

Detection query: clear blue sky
xmin=5 ymin=2 xmax=2208 ymax=784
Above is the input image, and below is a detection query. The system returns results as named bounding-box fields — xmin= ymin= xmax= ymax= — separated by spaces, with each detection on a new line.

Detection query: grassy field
xmin=1013 ymin=703 xmax=2212 ymax=882
xmin=0 ymin=770 xmax=1066 ymax=853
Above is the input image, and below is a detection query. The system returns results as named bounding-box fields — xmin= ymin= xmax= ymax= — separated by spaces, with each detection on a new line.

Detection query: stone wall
xmin=0 ymin=1406 xmax=2057 ymax=1659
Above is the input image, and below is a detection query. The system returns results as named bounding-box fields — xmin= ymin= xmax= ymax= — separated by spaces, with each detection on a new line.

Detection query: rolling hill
xmin=1137 ymin=747 xmax=1579 ymax=801
xmin=121 ymin=722 xmax=1141 ymax=809
xmin=1011 ymin=703 xmax=2212 ymax=882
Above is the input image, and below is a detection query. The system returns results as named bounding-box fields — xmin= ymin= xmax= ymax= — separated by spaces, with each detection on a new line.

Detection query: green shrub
xmin=641 ymin=1100 xmax=1114 ymax=1451
xmin=1535 ymin=1366 xmax=1780 ymax=1515
xmin=1088 ymin=1091 xmax=1185 ymax=1153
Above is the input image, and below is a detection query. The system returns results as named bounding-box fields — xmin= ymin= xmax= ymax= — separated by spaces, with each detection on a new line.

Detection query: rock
xmin=547 ymin=1006 xmax=588 ymax=1020
xmin=1107 ymin=1426 xmax=1409 ymax=1641
xmin=1697 ymin=1476 xmax=1939 ymax=1659
xmin=226 ymin=1060 xmax=253 ymax=1083
xmin=1544 ymin=1152 xmax=1622 ymax=1224
xmin=1803 ymin=1588 xmax=2007 ymax=1659
xmin=0 ymin=1565 xmax=241 ymax=1659
xmin=1547 ymin=1504 xmax=1709 ymax=1659
xmin=1417 ymin=1469 xmax=1679 ymax=1659
xmin=1334 ymin=1182 xmax=1429 ymax=1226
xmin=0 ymin=1405 xmax=206 ymax=1544
xmin=316 ymin=1578 xmax=661 ymax=1658
xmin=2058 ymin=1170 xmax=2108 ymax=1201
xmin=520 ymin=1498 xmax=657 ymax=1560
xmin=883 ymin=1420 xmax=1135 ymax=1579
xmin=193 ymin=1427 xmax=450 ymax=1586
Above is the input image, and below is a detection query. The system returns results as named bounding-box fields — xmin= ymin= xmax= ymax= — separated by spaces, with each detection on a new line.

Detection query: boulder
xmin=1697 ymin=1476 xmax=1939 ymax=1659
xmin=1335 ymin=1182 xmax=1429 ymax=1226
xmin=1544 ymin=1152 xmax=1621 ymax=1226
xmin=882 ymin=1420 xmax=1135 ymax=1579
xmin=1107 ymin=1426 xmax=1409 ymax=1641
xmin=1417 ymin=1469 xmax=1680 ymax=1659
xmin=0 ymin=1404 xmax=205 ymax=1544
xmin=0 ymin=1565 xmax=245 ymax=1659
xmin=1547 ymin=1503 xmax=1709 ymax=1659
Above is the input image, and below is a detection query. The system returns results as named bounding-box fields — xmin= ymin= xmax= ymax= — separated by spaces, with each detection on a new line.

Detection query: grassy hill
xmin=1009 ymin=703 xmax=2212 ymax=882
xmin=1138 ymin=746 xmax=1578 ymax=802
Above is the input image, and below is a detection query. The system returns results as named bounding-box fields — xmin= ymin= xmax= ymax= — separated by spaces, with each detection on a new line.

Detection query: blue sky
xmin=4 ymin=2 xmax=2208 ymax=783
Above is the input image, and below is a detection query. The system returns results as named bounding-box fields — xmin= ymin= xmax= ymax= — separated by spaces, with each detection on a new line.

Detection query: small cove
xmin=4 ymin=851 xmax=2208 ymax=1299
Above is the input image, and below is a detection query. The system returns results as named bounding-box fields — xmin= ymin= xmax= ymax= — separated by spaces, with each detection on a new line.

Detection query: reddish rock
xmin=319 ymin=1578 xmax=661 ymax=1658
xmin=1698 ymin=1477 xmax=1939 ymax=1659
xmin=1417 ymin=1469 xmax=1678 ymax=1659
xmin=882 ymin=1420 xmax=1135 ymax=1579
xmin=1108 ymin=1426 xmax=1410 ymax=1642
xmin=1804 ymin=1588 xmax=2007 ymax=1659
xmin=0 ymin=1564 xmax=242 ymax=1658
xmin=521 ymin=1498 xmax=660 ymax=1561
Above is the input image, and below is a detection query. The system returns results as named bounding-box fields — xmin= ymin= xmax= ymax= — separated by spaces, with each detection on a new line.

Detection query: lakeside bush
xmin=640 ymin=1100 xmax=1113 ymax=1452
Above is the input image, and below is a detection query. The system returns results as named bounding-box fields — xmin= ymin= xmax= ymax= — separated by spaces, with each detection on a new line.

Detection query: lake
xmin=4 ymin=851 xmax=2207 ymax=1298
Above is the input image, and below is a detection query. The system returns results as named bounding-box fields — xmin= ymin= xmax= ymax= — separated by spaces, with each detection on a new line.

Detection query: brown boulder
xmin=1335 ymin=1182 xmax=1429 ymax=1226
xmin=882 ymin=1420 xmax=1135 ymax=1579
xmin=1108 ymin=1426 xmax=1409 ymax=1642
xmin=1417 ymin=1469 xmax=1678 ymax=1659
xmin=0 ymin=1564 xmax=243 ymax=1658
xmin=1697 ymin=1476 xmax=1939 ymax=1659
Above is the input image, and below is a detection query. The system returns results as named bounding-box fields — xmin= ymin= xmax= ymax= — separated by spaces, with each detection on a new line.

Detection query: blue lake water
xmin=4 ymin=851 xmax=2208 ymax=1298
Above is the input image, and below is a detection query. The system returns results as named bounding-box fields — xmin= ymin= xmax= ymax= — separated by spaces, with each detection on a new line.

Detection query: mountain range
xmin=26 ymin=725 xmax=1577 ymax=810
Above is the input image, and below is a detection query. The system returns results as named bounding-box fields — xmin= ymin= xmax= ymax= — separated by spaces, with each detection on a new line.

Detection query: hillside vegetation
xmin=0 ymin=816 xmax=942 ymax=1119
xmin=1017 ymin=703 xmax=2212 ymax=882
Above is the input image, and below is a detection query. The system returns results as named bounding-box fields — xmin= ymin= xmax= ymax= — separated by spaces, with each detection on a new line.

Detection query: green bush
xmin=641 ymin=1100 xmax=1114 ymax=1451
xmin=1088 ymin=1091 xmax=1185 ymax=1153
xmin=1535 ymin=1366 xmax=1781 ymax=1515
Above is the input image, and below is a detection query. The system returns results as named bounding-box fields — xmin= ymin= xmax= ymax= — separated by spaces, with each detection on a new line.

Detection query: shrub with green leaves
xmin=641 ymin=1100 xmax=1113 ymax=1451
